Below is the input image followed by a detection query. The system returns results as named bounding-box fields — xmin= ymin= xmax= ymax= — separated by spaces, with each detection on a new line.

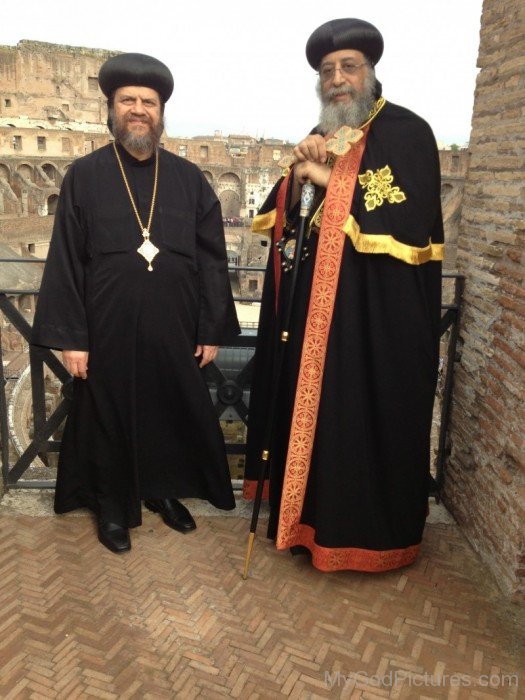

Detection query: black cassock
xmin=244 ymin=102 xmax=444 ymax=572
xmin=32 ymin=144 xmax=239 ymax=527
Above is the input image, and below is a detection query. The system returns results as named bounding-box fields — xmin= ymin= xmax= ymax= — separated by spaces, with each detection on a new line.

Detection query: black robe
xmin=32 ymin=144 xmax=239 ymax=527
xmin=244 ymin=101 xmax=444 ymax=571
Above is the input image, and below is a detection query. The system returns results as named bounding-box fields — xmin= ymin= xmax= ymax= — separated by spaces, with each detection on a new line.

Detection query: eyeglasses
xmin=318 ymin=61 xmax=368 ymax=82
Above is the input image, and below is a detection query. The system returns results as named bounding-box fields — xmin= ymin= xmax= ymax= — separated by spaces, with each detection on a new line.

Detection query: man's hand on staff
xmin=194 ymin=344 xmax=218 ymax=368
xmin=63 ymin=350 xmax=89 ymax=380
xmin=291 ymin=134 xmax=332 ymax=206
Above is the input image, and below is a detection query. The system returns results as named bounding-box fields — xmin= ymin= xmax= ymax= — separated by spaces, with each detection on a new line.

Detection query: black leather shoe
xmin=144 ymin=498 xmax=196 ymax=533
xmin=97 ymin=519 xmax=131 ymax=553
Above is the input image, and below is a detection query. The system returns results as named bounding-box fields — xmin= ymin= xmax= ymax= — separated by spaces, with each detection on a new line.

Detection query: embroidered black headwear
xmin=306 ymin=18 xmax=384 ymax=69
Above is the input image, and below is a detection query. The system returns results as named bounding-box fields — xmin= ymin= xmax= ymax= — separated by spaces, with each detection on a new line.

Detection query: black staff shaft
xmin=243 ymin=181 xmax=315 ymax=579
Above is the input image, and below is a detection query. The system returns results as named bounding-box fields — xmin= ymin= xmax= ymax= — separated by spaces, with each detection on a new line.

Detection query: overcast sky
xmin=1 ymin=0 xmax=483 ymax=145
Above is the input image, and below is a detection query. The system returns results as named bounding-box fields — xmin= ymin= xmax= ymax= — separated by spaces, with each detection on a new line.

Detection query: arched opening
xmin=0 ymin=163 xmax=10 ymax=182
xmin=219 ymin=189 xmax=241 ymax=218
xmin=42 ymin=163 xmax=58 ymax=183
xmin=17 ymin=164 xmax=34 ymax=182
xmin=47 ymin=194 xmax=59 ymax=215
xmin=218 ymin=173 xmax=242 ymax=219
xmin=201 ymin=170 xmax=213 ymax=185
xmin=218 ymin=172 xmax=241 ymax=192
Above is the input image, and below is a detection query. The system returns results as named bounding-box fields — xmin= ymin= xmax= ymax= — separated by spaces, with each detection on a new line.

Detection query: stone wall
xmin=0 ymin=40 xmax=115 ymax=124
xmin=0 ymin=125 xmax=108 ymax=160
xmin=0 ymin=215 xmax=54 ymax=254
xmin=439 ymin=149 xmax=469 ymax=270
xmin=444 ymin=0 xmax=524 ymax=601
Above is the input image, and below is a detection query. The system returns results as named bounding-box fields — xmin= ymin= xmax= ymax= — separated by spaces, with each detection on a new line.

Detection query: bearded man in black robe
xmin=32 ymin=53 xmax=239 ymax=553
xmin=244 ymin=19 xmax=444 ymax=572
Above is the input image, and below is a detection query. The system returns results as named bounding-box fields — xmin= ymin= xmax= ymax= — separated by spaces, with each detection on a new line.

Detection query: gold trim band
xmin=359 ymin=97 xmax=386 ymax=130
xmin=251 ymin=209 xmax=276 ymax=233
xmin=342 ymin=215 xmax=444 ymax=265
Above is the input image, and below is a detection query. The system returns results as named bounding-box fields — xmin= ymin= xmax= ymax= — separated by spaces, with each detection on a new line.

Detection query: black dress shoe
xmin=144 ymin=498 xmax=196 ymax=533
xmin=97 ymin=519 xmax=131 ymax=553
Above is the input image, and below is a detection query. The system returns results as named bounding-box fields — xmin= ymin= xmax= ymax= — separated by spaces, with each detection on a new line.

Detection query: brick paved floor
xmin=0 ymin=494 xmax=523 ymax=699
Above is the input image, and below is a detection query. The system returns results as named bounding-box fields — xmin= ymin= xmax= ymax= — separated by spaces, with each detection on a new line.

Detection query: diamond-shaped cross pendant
xmin=137 ymin=229 xmax=159 ymax=271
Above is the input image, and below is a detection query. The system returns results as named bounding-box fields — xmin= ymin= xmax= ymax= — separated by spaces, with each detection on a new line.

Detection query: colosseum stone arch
xmin=41 ymin=163 xmax=59 ymax=183
xmin=219 ymin=190 xmax=241 ymax=217
xmin=217 ymin=172 xmax=241 ymax=194
xmin=0 ymin=163 xmax=12 ymax=181
xmin=17 ymin=163 xmax=34 ymax=182
xmin=47 ymin=194 xmax=59 ymax=215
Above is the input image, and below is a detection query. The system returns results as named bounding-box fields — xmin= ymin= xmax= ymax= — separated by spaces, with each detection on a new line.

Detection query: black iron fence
xmin=0 ymin=259 xmax=463 ymax=498
xmin=435 ymin=273 xmax=465 ymax=496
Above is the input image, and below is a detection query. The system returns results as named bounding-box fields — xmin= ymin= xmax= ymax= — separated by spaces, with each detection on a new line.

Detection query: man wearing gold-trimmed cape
xmin=243 ymin=18 xmax=444 ymax=572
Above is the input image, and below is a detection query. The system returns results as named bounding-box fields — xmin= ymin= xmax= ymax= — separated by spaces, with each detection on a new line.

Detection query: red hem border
xmin=277 ymin=523 xmax=420 ymax=573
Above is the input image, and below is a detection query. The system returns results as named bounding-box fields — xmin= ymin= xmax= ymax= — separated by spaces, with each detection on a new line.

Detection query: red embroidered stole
xmin=276 ymin=130 xmax=369 ymax=550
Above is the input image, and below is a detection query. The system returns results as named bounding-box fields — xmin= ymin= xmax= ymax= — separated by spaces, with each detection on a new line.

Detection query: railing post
xmin=0 ymin=325 xmax=11 ymax=489
xmin=435 ymin=275 xmax=465 ymax=495
xmin=29 ymin=345 xmax=48 ymax=463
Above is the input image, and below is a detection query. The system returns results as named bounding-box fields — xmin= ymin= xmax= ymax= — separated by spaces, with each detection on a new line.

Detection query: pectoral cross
xmin=137 ymin=229 xmax=160 ymax=271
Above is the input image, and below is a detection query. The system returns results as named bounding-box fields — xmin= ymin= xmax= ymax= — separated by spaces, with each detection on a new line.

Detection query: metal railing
xmin=433 ymin=272 xmax=465 ymax=497
xmin=0 ymin=259 xmax=463 ymax=499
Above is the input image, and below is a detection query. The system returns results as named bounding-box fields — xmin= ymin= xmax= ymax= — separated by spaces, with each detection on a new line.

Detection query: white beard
xmin=316 ymin=68 xmax=377 ymax=134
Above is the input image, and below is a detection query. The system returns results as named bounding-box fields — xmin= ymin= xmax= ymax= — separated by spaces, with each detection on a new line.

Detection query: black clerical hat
xmin=306 ymin=18 xmax=384 ymax=69
xmin=98 ymin=53 xmax=174 ymax=102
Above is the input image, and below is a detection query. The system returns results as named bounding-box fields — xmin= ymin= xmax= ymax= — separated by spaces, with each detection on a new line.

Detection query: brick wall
xmin=445 ymin=0 xmax=525 ymax=601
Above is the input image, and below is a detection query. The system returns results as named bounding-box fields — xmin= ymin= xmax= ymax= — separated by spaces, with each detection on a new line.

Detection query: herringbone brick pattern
xmin=0 ymin=505 xmax=522 ymax=699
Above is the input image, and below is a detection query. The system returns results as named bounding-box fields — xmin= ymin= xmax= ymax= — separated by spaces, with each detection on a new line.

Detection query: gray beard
xmin=110 ymin=109 xmax=164 ymax=155
xmin=316 ymin=69 xmax=376 ymax=134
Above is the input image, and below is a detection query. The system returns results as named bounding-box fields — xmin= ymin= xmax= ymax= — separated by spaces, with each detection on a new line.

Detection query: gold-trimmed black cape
xmin=245 ymin=101 xmax=444 ymax=569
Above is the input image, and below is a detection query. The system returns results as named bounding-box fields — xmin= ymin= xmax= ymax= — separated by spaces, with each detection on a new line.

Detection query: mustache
xmin=323 ymin=85 xmax=357 ymax=101
xmin=126 ymin=115 xmax=151 ymax=123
